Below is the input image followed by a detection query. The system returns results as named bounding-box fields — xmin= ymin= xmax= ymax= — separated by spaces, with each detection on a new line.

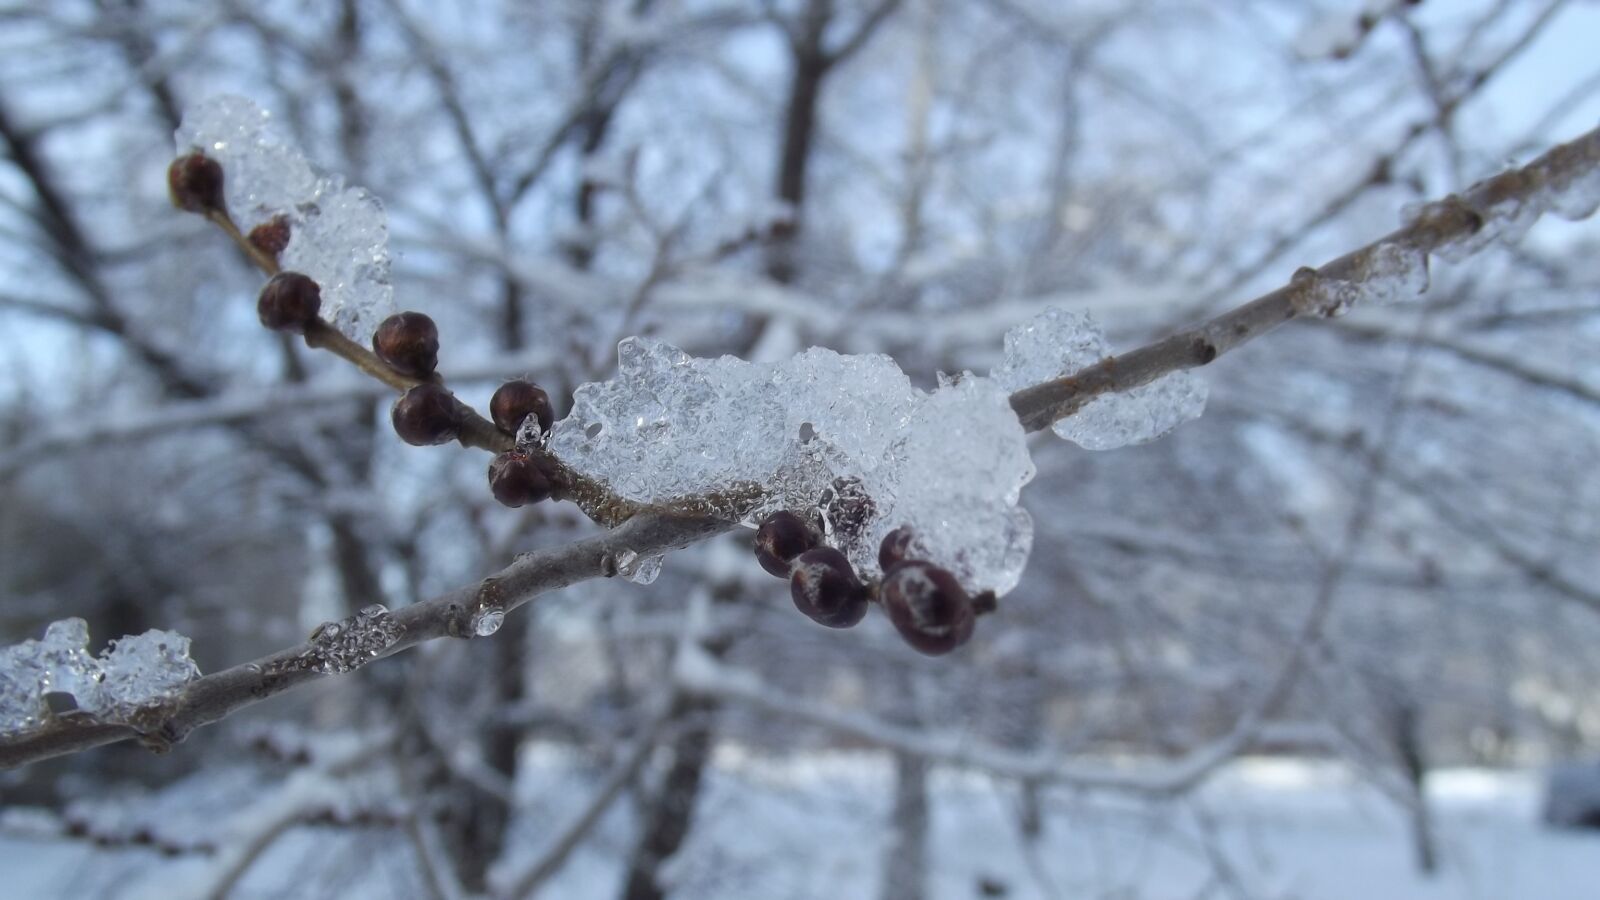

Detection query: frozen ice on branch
xmin=547 ymin=338 xmax=1037 ymax=595
xmin=175 ymin=96 xmax=395 ymax=340
xmin=549 ymin=310 xmax=1219 ymax=594
xmin=991 ymin=308 xmax=1208 ymax=450
xmin=0 ymin=619 xmax=200 ymax=736
xmin=1405 ymin=137 xmax=1600 ymax=263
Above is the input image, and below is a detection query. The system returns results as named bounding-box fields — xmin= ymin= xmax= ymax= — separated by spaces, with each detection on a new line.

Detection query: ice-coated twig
xmin=0 ymin=511 xmax=728 ymax=768
xmin=1008 ymin=122 xmax=1600 ymax=432
xmin=2 ymin=123 xmax=1596 ymax=771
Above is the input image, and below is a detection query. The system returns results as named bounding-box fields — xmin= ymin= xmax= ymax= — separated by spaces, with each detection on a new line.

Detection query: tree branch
xmin=1008 ymin=122 xmax=1600 ymax=432
xmin=2 ymin=122 xmax=1595 ymax=771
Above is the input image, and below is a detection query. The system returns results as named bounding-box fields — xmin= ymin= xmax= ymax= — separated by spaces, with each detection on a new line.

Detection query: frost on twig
xmin=0 ymin=619 xmax=200 ymax=737
xmin=175 ymin=96 xmax=395 ymax=340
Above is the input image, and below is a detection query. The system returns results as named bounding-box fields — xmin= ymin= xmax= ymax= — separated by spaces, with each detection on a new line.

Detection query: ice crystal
xmin=991 ymin=308 xmax=1208 ymax=451
xmin=0 ymin=620 xmax=200 ymax=737
xmin=36 ymin=619 xmax=104 ymax=716
xmin=287 ymin=604 xmax=404 ymax=675
xmin=175 ymin=96 xmax=395 ymax=339
xmin=548 ymin=337 xmax=1035 ymax=593
xmin=0 ymin=641 xmax=48 ymax=734
xmin=100 ymin=630 xmax=202 ymax=718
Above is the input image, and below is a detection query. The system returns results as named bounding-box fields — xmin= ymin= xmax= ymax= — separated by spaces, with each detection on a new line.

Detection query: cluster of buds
xmin=173 ymin=149 xmax=567 ymax=513
xmin=753 ymin=514 xmax=994 ymax=655
xmin=486 ymin=381 xmax=557 ymax=507
xmin=173 ymin=148 xmax=1004 ymax=654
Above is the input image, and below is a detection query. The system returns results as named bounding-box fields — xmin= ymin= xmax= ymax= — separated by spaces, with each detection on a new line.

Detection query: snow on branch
xmin=2 ymin=120 xmax=1595 ymax=772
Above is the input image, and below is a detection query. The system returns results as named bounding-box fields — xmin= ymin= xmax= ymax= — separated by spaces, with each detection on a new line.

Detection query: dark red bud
xmin=257 ymin=272 xmax=322 ymax=334
xmin=490 ymin=380 xmax=554 ymax=436
xmin=167 ymin=152 xmax=224 ymax=214
xmin=789 ymin=547 xmax=869 ymax=629
xmin=878 ymin=526 xmax=916 ymax=574
xmin=754 ymin=510 xmax=820 ymax=578
xmin=390 ymin=383 xmax=462 ymax=446
xmin=488 ymin=449 xmax=554 ymax=507
xmin=248 ymin=215 xmax=291 ymax=257
xmin=881 ymin=561 xmax=975 ymax=655
xmin=372 ymin=311 xmax=440 ymax=378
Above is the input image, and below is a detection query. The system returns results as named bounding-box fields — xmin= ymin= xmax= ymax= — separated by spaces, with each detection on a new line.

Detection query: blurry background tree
xmin=1 ymin=0 xmax=1599 ymax=897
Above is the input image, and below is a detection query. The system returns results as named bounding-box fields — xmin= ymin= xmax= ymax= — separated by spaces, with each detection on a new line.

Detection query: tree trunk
xmin=1393 ymin=703 xmax=1437 ymax=876
xmin=619 ymin=694 xmax=718 ymax=900
xmin=880 ymin=750 xmax=930 ymax=900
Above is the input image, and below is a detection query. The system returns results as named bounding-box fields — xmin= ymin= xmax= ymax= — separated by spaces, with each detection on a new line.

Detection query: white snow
xmin=4 ymin=754 xmax=1591 ymax=899
xmin=175 ymin=96 xmax=396 ymax=340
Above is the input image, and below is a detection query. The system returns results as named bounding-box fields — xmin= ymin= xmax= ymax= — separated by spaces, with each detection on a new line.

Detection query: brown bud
xmin=488 ymin=450 xmax=554 ymax=507
xmin=881 ymin=561 xmax=975 ymax=656
xmin=878 ymin=526 xmax=916 ymax=574
xmin=372 ymin=312 xmax=440 ymax=378
xmin=257 ymin=272 xmax=322 ymax=334
xmin=248 ymin=215 xmax=291 ymax=257
xmin=789 ymin=547 xmax=869 ymax=629
xmin=167 ymin=152 xmax=224 ymax=214
xmin=390 ymin=383 xmax=462 ymax=446
xmin=754 ymin=510 xmax=820 ymax=578
xmin=490 ymin=380 xmax=554 ymax=436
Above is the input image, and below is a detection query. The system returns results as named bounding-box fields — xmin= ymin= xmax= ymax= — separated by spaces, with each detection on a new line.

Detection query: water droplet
xmin=620 ymin=553 xmax=663 ymax=585
xmin=471 ymin=608 xmax=505 ymax=637
xmin=294 ymin=605 xmax=404 ymax=674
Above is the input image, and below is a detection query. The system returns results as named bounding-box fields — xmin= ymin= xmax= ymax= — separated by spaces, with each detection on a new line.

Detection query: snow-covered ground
xmin=2 ymin=753 xmax=1595 ymax=898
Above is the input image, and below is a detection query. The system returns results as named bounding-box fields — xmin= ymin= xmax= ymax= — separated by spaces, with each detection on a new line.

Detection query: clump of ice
xmin=990 ymin=308 xmax=1208 ymax=451
xmin=100 ymin=630 xmax=202 ymax=719
xmin=0 ymin=619 xmax=201 ymax=737
xmin=0 ymin=639 xmax=50 ymax=733
xmin=175 ymin=96 xmax=395 ymax=340
xmin=36 ymin=619 xmax=105 ymax=716
xmin=547 ymin=337 xmax=1035 ymax=593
